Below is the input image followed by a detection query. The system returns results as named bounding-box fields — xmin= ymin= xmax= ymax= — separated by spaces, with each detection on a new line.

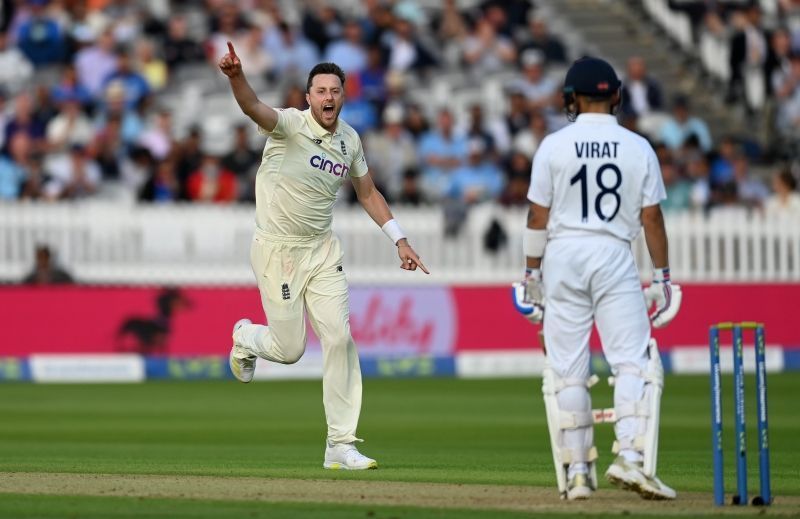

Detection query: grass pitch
xmin=0 ymin=375 xmax=798 ymax=517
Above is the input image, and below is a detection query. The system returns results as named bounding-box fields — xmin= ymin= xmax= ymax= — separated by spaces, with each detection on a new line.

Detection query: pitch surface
xmin=0 ymin=376 xmax=797 ymax=517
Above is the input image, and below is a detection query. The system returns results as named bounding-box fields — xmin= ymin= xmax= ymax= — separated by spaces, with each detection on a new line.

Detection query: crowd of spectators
xmin=666 ymin=1 xmax=800 ymax=158
xmin=0 ymin=0 xmax=797 ymax=224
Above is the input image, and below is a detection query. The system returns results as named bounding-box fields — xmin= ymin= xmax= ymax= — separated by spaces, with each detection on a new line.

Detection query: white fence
xmin=0 ymin=202 xmax=798 ymax=285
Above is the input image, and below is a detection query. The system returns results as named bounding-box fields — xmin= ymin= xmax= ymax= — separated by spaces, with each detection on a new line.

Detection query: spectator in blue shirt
xmin=359 ymin=46 xmax=387 ymax=108
xmin=324 ymin=20 xmax=367 ymax=74
xmin=139 ymin=158 xmax=179 ymax=203
xmin=264 ymin=21 xmax=320 ymax=83
xmin=732 ymin=153 xmax=769 ymax=209
xmin=709 ymin=135 xmax=737 ymax=187
xmin=447 ymin=138 xmax=505 ymax=204
xmin=95 ymin=81 xmax=144 ymax=146
xmin=660 ymin=159 xmax=692 ymax=213
xmin=100 ymin=47 xmax=150 ymax=110
xmin=16 ymin=0 xmax=65 ymax=66
xmin=659 ymin=94 xmax=712 ymax=152
xmin=417 ymin=109 xmax=468 ymax=201
xmin=0 ymin=133 xmax=32 ymax=199
xmin=50 ymin=65 xmax=93 ymax=107
xmin=338 ymin=75 xmax=377 ymax=135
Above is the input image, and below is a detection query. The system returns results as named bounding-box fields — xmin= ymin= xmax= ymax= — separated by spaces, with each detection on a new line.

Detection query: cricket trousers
xmin=542 ymin=236 xmax=652 ymax=463
xmin=234 ymin=228 xmax=362 ymax=444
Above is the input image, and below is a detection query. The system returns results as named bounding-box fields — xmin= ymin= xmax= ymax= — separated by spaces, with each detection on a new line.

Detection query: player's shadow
xmin=116 ymin=287 xmax=192 ymax=355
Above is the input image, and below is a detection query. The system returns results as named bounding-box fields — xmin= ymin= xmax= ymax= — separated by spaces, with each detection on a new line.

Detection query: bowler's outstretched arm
xmin=218 ymin=41 xmax=279 ymax=132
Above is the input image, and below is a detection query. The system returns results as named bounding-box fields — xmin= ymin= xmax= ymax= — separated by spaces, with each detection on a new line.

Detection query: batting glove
xmin=643 ymin=268 xmax=683 ymax=328
xmin=512 ymin=268 xmax=544 ymax=325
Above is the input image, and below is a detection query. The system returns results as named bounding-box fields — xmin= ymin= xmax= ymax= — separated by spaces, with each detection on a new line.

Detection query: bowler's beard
xmin=312 ymin=103 xmax=342 ymax=132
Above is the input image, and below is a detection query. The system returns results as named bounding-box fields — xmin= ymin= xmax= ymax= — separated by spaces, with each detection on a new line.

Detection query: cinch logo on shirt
xmin=310 ymin=154 xmax=350 ymax=177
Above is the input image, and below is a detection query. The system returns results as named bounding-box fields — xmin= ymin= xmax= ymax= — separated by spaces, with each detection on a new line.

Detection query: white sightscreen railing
xmin=0 ymin=202 xmax=797 ymax=285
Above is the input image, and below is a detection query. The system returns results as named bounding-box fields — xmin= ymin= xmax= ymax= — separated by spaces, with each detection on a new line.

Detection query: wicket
xmin=709 ymin=322 xmax=771 ymax=507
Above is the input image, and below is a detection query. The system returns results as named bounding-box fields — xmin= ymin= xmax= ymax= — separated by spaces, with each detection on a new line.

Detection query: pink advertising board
xmin=0 ymin=286 xmax=458 ymax=357
xmin=0 ymin=284 xmax=797 ymax=356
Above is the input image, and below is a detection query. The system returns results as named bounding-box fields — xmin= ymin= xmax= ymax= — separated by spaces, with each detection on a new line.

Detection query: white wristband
xmin=523 ymin=228 xmax=547 ymax=258
xmin=381 ymin=219 xmax=407 ymax=245
xmin=652 ymin=267 xmax=670 ymax=283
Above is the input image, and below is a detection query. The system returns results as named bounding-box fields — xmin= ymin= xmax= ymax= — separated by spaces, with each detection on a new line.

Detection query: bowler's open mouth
xmin=323 ymin=104 xmax=334 ymax=116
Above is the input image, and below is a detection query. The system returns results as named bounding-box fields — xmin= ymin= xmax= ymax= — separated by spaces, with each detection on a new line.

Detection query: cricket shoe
xmin=566 ymin=473 xmax=593 ymax=500
xmin=229 ymin=319 xmax=256 ymax=383
xmin=605 ymin=455 xmax=676 ymax=500
xmin=323 ymin=442 xmax=378 ymax=470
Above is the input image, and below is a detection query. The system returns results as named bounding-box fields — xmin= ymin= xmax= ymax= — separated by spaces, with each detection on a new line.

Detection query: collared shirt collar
xmin=304 ymin=109 xmax=342 ymax=138
xmin=575 ymin=113 xmax=619 ymax=124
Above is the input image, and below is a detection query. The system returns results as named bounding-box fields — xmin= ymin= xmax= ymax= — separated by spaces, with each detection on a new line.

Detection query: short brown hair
xmin=306 ymin=63 xmax=346 ymax=92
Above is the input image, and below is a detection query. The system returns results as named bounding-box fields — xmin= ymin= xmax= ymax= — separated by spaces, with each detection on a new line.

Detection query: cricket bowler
xmin=219 ymin=42 xmax=428 ymax=470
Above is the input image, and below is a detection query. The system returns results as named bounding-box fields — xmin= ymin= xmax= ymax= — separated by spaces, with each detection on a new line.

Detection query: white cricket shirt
xmin=255 ymin=108 xmax=369 ymax=237
xmin=528 ymin=113 xmax=665 ymax=242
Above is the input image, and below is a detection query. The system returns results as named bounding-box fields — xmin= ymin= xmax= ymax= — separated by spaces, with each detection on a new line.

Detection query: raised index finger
xmin=227 ymin=41 xmax=237 ymax=57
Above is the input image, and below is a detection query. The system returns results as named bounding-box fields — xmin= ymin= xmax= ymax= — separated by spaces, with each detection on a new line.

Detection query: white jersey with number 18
xmin=527 ymin=113 xmax=666 ymax=243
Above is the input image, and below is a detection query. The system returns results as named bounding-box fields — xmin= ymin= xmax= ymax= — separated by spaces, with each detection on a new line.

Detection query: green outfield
xmin=0 ymin=375 xmax=798 ymax=518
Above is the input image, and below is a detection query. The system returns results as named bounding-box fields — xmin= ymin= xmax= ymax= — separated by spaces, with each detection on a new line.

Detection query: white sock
xmin=620 ymin=449 xmax=643 ymax=463
xmin=567 ymin=462 xmax=588 ymax=478
xmin=235 ymin=324 xmax=281 ymax=362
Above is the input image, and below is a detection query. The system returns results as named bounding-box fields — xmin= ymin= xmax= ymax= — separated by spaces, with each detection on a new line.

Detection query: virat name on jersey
xmin=575 ymin=141 xmax=619 ymax=159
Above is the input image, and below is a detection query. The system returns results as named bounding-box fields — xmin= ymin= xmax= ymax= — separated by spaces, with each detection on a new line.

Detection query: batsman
xmin=513 ymin=57 xmax=682 ymax=500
